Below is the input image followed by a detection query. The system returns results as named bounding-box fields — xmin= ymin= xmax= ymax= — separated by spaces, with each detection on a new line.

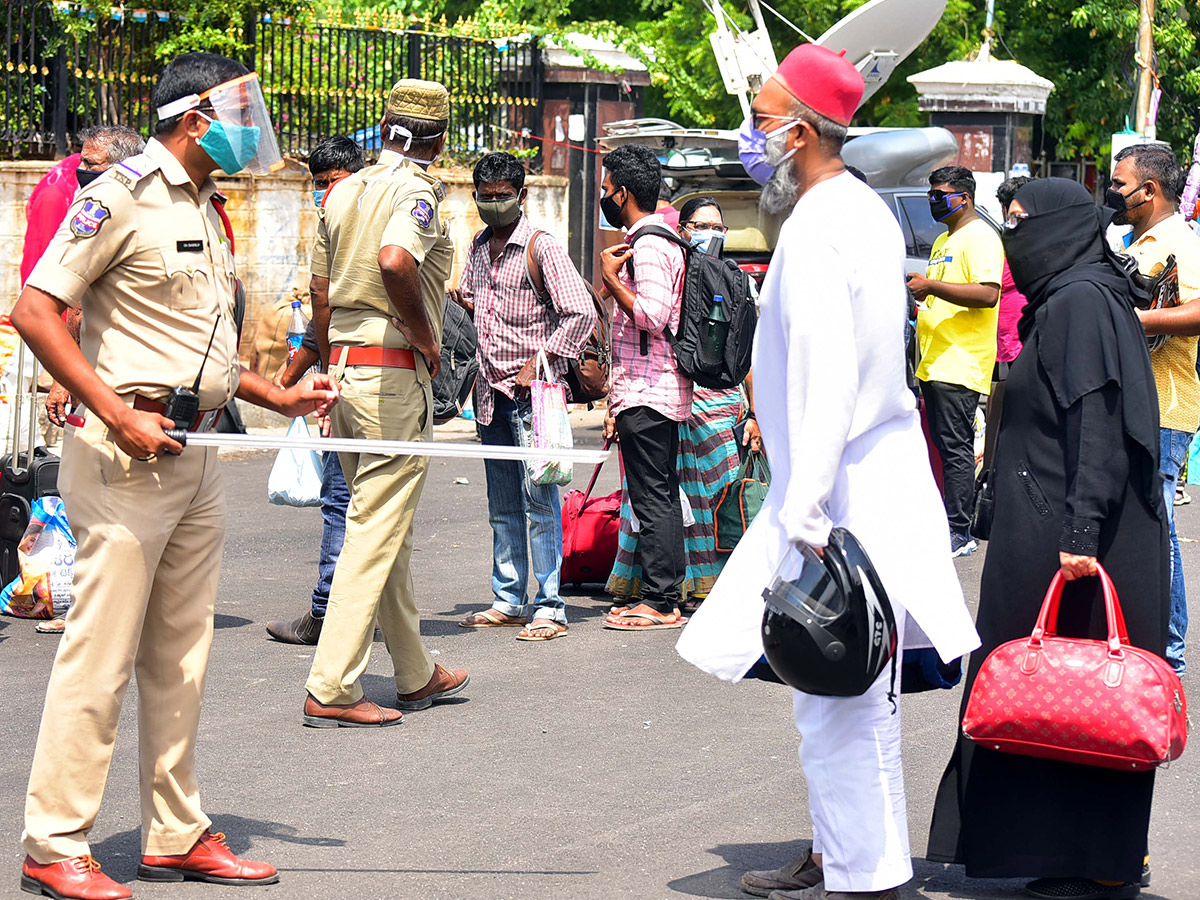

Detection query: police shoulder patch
xmin=69 ymin=199 xmax=111 ymax=239
xmin=411 ymin=198 xmax=435 ymax=229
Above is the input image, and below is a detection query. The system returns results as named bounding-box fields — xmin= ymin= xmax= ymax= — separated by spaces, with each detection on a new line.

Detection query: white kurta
xmin=677 ymin=170 xmax=980 ymax=682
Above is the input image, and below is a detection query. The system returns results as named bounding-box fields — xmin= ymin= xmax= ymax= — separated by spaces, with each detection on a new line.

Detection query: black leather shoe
xmin=266 ymin=610 xmax=323 ymax=645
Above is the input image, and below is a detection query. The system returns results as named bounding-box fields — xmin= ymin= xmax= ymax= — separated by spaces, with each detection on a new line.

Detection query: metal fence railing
xmin=2 ymin=1 xmax=544 ymax=167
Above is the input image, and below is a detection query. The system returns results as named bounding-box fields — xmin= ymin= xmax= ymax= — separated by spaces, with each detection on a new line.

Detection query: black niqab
xmin=1001 ymin=178 xmax=1161 ymax=515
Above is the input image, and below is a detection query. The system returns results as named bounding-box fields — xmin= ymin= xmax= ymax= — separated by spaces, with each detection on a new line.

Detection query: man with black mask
xmin=1110 ymin=142 xmax=1200 ymax=675
xmin=453 ymin=151 xmax=595 ymax=641
xmin=905 ymin=165 xmax=1004 ymax=558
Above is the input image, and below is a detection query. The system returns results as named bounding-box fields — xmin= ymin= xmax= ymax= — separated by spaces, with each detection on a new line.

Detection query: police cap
xmin=386 ymin=79 xmax=450 ymax=122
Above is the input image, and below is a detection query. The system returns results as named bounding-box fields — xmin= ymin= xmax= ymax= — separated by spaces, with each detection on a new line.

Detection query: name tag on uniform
xmin=177 ymin=240 xmax=205 ymax=253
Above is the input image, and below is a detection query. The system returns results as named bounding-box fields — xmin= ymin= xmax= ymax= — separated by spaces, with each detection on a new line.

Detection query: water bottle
xmin=704 ymin=293 xmax=729 ymax=363
xmin=286 ymin=299 xmax=308 ymax=364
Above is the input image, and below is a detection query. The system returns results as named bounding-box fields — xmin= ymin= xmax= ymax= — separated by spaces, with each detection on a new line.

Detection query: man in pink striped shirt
xmin=598 ymin=144 xmax=693 ymax=631
xmin=455 ymin=152 xmax=596 ymax=641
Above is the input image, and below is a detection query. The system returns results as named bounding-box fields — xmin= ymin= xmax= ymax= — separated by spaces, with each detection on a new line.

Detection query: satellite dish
xmin=816 ymin=0 xmax=947 ymax=105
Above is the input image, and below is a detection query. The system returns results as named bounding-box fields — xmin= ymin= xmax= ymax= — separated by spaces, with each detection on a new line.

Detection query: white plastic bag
xmin=0 ymin=496 xmax=75 ymax=619
xmin=520 ymin=350 xmax=574 ymax=486
xmin=630 ymin=487 xmax=695 ymax=534
xmin=268 ymin=417 xmax=324 ymax=507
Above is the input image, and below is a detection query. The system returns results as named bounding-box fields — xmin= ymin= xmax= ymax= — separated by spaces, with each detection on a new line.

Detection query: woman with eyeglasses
xmin=606 ymin=197 xmax=760 ymax=612
xmin=928 ymin=178 xmax=1169 ymax=900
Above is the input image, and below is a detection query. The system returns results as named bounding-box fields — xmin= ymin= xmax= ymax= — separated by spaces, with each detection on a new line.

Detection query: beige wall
xmin=0 ymin=159 xmax=570 ymax=364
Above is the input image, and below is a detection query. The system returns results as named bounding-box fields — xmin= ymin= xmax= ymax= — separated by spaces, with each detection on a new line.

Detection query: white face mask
xmin=762 ymin=118 xmax=801 ymax=168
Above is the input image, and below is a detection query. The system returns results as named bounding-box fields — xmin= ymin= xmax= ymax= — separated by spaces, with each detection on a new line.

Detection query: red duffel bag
xmin=963 ymin=563 xmax=1187 ymax=771
xmin=560 ymin=441 xmax=621 ymax=586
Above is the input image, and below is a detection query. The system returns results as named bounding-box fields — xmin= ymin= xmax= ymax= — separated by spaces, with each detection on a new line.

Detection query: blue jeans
xmin=477 ymin=390 xmax=566 ymax=625
xmin=1160 ymin=428 xmax=1191 ymax=673
xmin=311 ymin=450 xmax=349 ymax=617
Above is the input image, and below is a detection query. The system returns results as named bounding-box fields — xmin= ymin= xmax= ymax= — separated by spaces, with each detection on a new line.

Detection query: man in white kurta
xmin=676 ymin=45 xmax=980 ymax=900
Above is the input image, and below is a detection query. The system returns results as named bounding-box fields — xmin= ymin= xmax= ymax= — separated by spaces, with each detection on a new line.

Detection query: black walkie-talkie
xmin=163 ymin=318 xmax=221 ymax=432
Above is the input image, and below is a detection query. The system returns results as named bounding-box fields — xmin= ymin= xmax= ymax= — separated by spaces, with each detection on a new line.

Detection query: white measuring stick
xmin=173 ymin=430 xmax=612 ymax=465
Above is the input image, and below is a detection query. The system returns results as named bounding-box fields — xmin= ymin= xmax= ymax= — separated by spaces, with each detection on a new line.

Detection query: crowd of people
xmin=7 ymin=32 xmax=1198 ymax=900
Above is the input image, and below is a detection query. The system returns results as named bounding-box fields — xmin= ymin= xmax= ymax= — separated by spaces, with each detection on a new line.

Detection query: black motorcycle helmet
xmin=761 ymin=528 xmax=898 ymax=702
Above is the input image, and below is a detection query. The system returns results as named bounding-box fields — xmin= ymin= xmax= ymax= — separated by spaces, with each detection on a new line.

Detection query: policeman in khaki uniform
xmin=14 ymin=53 xmax=337 ymax=900
xmin=303 ymin=79 xmax=469 ymax=727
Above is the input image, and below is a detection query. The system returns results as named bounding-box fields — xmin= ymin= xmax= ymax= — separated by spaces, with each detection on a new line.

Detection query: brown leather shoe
xmin=741 ymin=849 xmax=822 ymax=896
xmin=265 ymin=610 xmax=323 ymax=645
xmin=21 ymin=854 xmax=132 ymax=899
xmin=302 ymin=694 xmax=403 ymax=728
xmin=138 ymin=830 xmax=277 ymax=885
xmin=396 ymin=663 xmax=470 ymax=710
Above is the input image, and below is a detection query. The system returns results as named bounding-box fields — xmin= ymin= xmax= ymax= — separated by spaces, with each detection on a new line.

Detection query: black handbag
xmin=970 ymin=469 xmax=994 ymax=541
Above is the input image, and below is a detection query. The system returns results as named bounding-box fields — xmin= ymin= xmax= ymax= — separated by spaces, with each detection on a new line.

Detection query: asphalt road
xmin=0 ymin=413 xmax=1196 ymax=900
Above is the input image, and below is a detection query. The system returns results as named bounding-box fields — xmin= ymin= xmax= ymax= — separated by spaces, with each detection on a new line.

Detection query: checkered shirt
xmin=609 ymin=214 xmax=693 ymax=421
xmin=460 ymin=215 xmax=596 ymax=426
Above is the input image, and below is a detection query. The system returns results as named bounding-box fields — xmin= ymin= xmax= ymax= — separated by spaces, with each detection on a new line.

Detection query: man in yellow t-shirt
xmin=906 ymin=165 xmax=1004 ymax=558
xmin=1112 ymin=142 xmax=1200 ymax=675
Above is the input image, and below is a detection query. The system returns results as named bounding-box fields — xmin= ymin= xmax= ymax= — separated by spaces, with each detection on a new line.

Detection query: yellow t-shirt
xmin=916 ymin=218 xmax=1005 ymax=395
xmin=1126 ymin=215 xmax=1200 ymax=433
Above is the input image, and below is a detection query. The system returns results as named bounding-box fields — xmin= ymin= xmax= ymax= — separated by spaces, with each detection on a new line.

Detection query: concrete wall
xmin=0 ymin=159 xmax=570 ymax=366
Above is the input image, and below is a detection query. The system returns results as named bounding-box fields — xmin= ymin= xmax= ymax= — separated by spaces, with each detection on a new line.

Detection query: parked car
xmin=598 ymin=120 xmax=985 ymax=281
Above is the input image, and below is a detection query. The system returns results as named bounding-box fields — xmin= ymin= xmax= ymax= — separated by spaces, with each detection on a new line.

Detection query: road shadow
xmin=0 ymin=618 xmax=9 ymax=643
xmin=214 ymin=614 xmax=253 ymax=629
xmin=667 ymin=840 xmax=809 ymax=898
xmin=89 ymin=814 xmax=346 ymax=883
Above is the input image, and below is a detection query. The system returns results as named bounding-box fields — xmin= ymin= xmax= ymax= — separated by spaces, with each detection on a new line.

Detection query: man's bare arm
xmin=1138 ymin=301 xmax=1200 ymax=336
xmin=379 ymin=245 xmax=440 ymax=377
xmin=310 ymin=275 xmax=332 ymax=370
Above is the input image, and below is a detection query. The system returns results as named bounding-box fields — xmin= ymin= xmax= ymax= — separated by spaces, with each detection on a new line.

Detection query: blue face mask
xmin=739 ymin=117 xmax=774 ymax=187
xmin=312 ymin=189 xmax=326 ymax=208
xmin=197 ymin=114 xmax=261 ymax=175
xmin=689 ymin=229 xmax=722 ymax=254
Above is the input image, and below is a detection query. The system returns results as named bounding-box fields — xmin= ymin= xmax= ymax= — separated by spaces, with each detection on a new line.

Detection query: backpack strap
xmin=624 ymin=223 xmax=689 ymax=353
xmin=524 ymin=229 xmax=551 ymax=304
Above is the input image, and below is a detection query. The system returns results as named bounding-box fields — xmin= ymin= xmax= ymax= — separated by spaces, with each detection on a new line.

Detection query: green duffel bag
xmin=714 ymin=450 xmax=771 ymax=553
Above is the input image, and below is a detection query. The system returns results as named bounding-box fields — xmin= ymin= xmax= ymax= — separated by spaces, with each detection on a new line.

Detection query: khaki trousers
xmin=306 ymin=361 xmax=435 ymax=704
xmin=24 ymin=413 xmax=225 ymax=863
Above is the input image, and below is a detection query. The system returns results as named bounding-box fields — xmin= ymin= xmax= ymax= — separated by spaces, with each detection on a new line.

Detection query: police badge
xmin=69 ymin=199 xmax=111 ymax=239
xmin=410 ymin=198 xmax=434 ymax=229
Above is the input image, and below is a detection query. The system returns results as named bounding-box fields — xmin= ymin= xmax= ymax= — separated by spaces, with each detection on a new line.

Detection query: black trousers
xmin=921 ymin=379 xmax=980 ymax=534
xmin=615 ymin=405 xmax=684 ymax=613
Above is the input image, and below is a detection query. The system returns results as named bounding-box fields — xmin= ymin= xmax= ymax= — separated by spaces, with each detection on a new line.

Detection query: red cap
xmin=771 ymin=44 xmax=864 ymax=127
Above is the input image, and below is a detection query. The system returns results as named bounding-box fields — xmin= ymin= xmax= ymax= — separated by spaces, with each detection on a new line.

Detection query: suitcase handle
xmin=6 ymin=340 xmax=40 ymax=479
xmin=581 ymin=437 xmax=612 ymax=502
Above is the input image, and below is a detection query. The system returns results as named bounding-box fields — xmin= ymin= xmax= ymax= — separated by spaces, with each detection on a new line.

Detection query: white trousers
xmin=791 ymin=618 xmax=911 ymax=893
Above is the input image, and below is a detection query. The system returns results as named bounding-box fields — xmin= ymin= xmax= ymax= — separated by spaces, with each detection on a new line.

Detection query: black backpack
xmin=432 ymin=293 xmax=479 ymax=424
xmin=626 ymin=224 xmax=755 ymax=390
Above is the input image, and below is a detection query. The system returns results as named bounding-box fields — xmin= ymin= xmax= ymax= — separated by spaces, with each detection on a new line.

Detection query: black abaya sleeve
xmin=1060 ymin=382 xmax=1128 ymax=556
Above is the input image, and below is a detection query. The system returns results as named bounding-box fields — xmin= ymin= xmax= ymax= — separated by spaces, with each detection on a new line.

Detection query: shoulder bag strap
xmin=524 ymin=229 xmax=550 ymax=304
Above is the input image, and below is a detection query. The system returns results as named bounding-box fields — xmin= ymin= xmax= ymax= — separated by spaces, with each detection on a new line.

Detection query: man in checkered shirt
xmin=598 ymin=144 xmax=693 ymax=631
xmin=455 ymin=152 xmax=596 ymax=641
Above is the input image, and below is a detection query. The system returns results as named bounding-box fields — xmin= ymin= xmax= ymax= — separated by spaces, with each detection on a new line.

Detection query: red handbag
xmin=560 ymin=441 xmax=621 ymax=586
xmin=963 ymin=564 xmax=1188 ymax=771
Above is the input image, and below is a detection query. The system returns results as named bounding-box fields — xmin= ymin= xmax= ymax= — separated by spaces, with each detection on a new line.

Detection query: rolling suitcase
xmin=560 ymin=441 xmax=621 ymax=587
xmin=0 ymin=341 xmax=59 ymax=586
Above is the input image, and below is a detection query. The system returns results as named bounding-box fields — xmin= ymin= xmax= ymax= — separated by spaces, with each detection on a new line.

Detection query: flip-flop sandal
xmin=515 ymin=621 xmax=569 ymax=642
xmin=459 ymin=609 xmax=529 ymax=628
xmin=603 ymin=609 xmax=687 ymax=631
xmin=35 ymin=618 xmax=65 ymax=634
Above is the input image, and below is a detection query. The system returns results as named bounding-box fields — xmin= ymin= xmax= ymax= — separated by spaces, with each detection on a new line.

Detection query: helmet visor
xmin=203 ymin=74 xmax=283 ymax=175
xmin=764 ymin=545 xmax=847 ymax=625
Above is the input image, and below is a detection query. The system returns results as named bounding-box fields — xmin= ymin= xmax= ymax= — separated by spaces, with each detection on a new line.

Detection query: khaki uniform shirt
xmin=26 ymin=138 xmax=240 ymax=410
xmin=1127 ymin=214 xmax=1200 ymax=432
xmin=311 ymin=150 xmax=452 ymax=350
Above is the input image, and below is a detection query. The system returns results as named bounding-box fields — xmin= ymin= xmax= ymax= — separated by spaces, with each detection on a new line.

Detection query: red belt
xmin=133 ymin=395 xmax=223 ymax=431
xmin=330 ymin=346 xmax=417 ymax=369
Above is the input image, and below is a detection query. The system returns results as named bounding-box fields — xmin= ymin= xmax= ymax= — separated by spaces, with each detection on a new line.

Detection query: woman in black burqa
xmin=927 ymin=178 xmax=1169 ymax=899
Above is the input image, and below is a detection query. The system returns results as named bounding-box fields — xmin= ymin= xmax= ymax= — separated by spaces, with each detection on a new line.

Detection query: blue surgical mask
xmin=312 ymin=189 xmax=326 ymax=208
xmin=197 ymin=113 xmax=261 ymax=175
xmin=739 ymin=117 xmax=774 ymax=187
xmin=689 ymin=229 xmax=722 ymax=253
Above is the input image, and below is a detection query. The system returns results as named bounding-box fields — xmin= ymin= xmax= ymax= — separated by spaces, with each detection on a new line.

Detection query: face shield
xmin=157 ymin=73 xmax=283 ymax=176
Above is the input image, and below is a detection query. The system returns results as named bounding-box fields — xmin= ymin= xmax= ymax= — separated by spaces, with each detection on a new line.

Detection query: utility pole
xmin=1135 ymin=0 xmax=1156 ymax=138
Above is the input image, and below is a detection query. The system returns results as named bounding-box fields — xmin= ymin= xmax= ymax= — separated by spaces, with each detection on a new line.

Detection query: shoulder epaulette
xmin=411 ymin=167 xmax=446 ymax=202
xmin=107 ymin=154 xmax=161 ymax=190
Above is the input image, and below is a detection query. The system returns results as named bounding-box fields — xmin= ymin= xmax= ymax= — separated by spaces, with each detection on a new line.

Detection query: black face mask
xmin=1104 ymin=184 xmax=1147 ymax=222
xmin=928 ymin=191 xmax=966 ymax=223
xmin=600 ymin=188 xmax=626 ymax=228
xmin=76 ymin=167 xmax=103 ymax=188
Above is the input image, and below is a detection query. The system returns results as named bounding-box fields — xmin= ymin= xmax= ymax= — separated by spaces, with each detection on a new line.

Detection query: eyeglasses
xmin=927 ymin=190 xmax=967 ymax=202
xmin=750 ymin=112 xmax=800 ymax=133
xmin=1004 ymin=212 xmax=1030 ymax=229
xmin=683 ymin=222 xmax=728 ymax=233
